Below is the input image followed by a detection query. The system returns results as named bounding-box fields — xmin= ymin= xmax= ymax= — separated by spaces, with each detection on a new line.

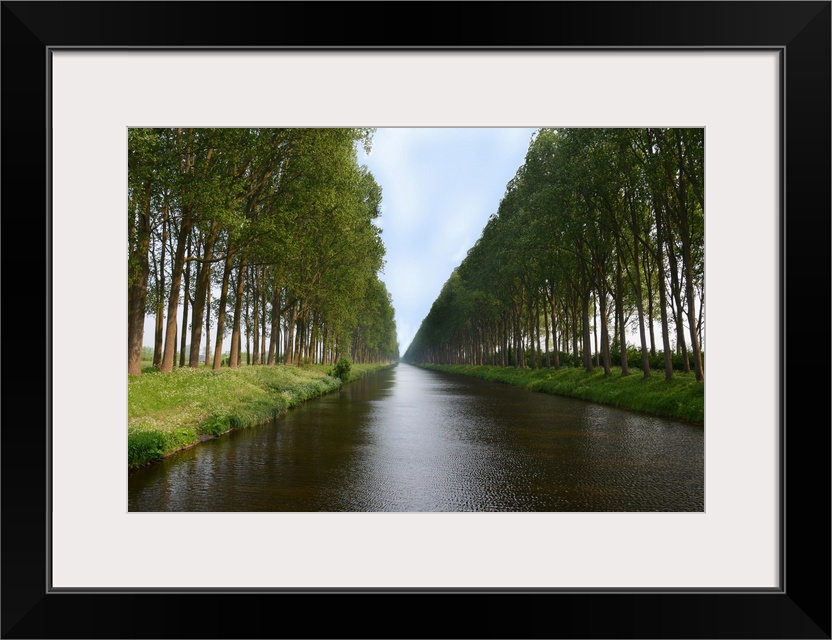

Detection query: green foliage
xmin=555 ymin=351 xmax=576 ymax=368
xmin=129 ymin=127 xmax=399 ymax=377
xmin=608 ymin=348 xmax=704 ymax=372
xmin=128 ymin=428 xmax=197 ymax=469
xmin=329 ymin=357 xmax=352 ymax=382
xmin=199 ymin=413 xmax=231 ymax=437
xmin=128 ymin=430 xmax=166 ymax=468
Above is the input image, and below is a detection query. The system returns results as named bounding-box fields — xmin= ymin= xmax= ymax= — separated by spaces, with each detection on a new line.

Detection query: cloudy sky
xmin=143 ymin=128 xmax=539 ymax=357
xmin=359 ymin=127 xmax=538 ymax=355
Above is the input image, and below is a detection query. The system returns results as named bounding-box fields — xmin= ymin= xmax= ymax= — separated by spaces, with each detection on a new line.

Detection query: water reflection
xmin=128 ymin=364 xmax=703 ymax=512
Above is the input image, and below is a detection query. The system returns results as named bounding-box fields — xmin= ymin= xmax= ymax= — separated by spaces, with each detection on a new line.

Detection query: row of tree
xmin=128 ymin=128 xmax=399 ymax=376
xmin=403 ymin=128 xmax=704 ymax=382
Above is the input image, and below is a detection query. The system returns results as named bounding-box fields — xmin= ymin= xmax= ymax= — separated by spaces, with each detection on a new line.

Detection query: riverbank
xmin=128 ymin=362 xmax=394 ymax=469
xmin=415 ymin=364 xmax=704 ymax=423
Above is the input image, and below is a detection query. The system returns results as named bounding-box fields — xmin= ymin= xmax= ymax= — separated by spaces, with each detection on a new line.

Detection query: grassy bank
xmin=416 ymin=364 xmax=704 ymax=423
xmin=128 ymin=362 xmax=392 ymax=469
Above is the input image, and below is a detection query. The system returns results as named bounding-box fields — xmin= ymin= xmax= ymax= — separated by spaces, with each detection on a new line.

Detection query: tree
xmin=128 ymin=127 xmax=398 ymax=375
xmin=406 ymin=127 xmax=704 ymax=384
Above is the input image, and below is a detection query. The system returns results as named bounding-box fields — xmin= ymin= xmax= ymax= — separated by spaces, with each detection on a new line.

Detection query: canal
xmin=128 ymin=364 xmax=704 ymax=512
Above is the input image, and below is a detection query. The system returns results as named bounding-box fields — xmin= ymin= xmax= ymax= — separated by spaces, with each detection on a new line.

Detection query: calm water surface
xmin=128 ymin=364 xmax=704 ymax=512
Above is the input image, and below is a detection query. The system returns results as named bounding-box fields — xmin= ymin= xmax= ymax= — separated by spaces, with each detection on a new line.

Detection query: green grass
xmin=128 ymin=362 xmax=392 ymax=469
xmin=416 ymin=364 xmax=704 ymax=424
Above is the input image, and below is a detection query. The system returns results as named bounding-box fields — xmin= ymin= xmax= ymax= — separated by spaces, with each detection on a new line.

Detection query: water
xmin=128 ymin=364 xmax=704 ymax=512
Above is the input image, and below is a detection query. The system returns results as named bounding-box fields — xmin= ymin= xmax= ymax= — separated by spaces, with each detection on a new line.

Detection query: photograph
xmin=2 ymin=1 xmax=828 ymax=637
xmin=127 ymin=126 xmax=706 ymax=513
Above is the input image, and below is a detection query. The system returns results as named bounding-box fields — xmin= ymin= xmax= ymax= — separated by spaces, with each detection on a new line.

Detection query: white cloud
xmin=365 ymin=128 xmax=536 ymax=352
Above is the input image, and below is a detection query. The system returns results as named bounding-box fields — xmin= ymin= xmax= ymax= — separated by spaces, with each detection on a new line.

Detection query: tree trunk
xmin=160 ymin=208 xmax=192 ymax=373
xmin=179 ymin=236 xmax=192 ymax=368
xmin=666 ymin=216 xmax=690 ymax=372
xmin=127 ymin=180 xmax=152 ymax=376
xmin=261 ymin=277 xmax=268 ymax=364
xmin=161 ymin=128 xmax=194 ymax=373
xmin=267 ymin=285 xmax=281 ymax=366
xmin=251 ymin=267 xmax=260 ymax=365
xmin=644 ymin=244 xmax=657 ymax=358
xmin=628 ymin=203 xmax=651 ymax=379
xmin=153 ymin=199 xmax=168 ymax=369
xmin=675 ymin=131 xmax=705 ymax=382
xmin=543 ymin=290 xmax=551 ymax=368
xmin=571 ymin=297 xmax=579 ymax=368
xmin=228 ymin=259 xmax=247 ymax=369
xmin=680 ymin=219 xmax=704 ymax=381
xmin=529 ymin=295 xmax=537 ymax=369
xmin=655 ymin=203 xmax=674 ymax=380
xmin=633 ymin=278 xmax=651 ymax=378
xmin=593 ymin=290 xmax=599 ymax=368
xmin=189 ymin=224 xmax=220 ymax=367
xmin=615 ymin=235 xmax=629 ymax=376
xmin=212 ymin=251 xmax=234 ymax=370
xmin=245 ymin=291 xmax=251 ymax=366
xmin=284 ymin=301 xmax=297 ymax=365
xmin=204 ymin=286 xmax=211 ymax=366
xmin=549 ymin=282 xmax=559 ymax=369
xmin=599 ymin=281 xmax=611 ymax=375
xmin=153 ymin=299 xmax=164 ymax=370
xmin=581 ymin=274 xmax=593 ymax=372
xmin=516 ymin=303 xmax=525 ymax=368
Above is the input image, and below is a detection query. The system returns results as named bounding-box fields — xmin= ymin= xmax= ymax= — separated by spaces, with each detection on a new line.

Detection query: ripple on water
xmin=129 ymin=366 xmax=704 ymax=512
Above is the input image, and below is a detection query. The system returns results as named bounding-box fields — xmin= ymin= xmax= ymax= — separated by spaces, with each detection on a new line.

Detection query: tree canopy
xmin=403 ymin=128 xmax=704 ymax=382
xmin=128 ymin=128 xmax=399 ymax=376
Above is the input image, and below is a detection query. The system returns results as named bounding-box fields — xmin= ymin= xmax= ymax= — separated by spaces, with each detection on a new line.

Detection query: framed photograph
xmin=3 ymin=2 xmax=829 ymax=638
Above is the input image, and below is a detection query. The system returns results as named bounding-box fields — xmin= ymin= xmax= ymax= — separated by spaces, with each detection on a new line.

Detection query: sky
xmin=143 ymin=128 xmax=540 ymax=357
xmin=359 ymin=128 xmax=539 ymax=355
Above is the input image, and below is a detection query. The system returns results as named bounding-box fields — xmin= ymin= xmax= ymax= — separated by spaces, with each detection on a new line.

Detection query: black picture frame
xmin=2 ymin=2 xmax=829 ymax=638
